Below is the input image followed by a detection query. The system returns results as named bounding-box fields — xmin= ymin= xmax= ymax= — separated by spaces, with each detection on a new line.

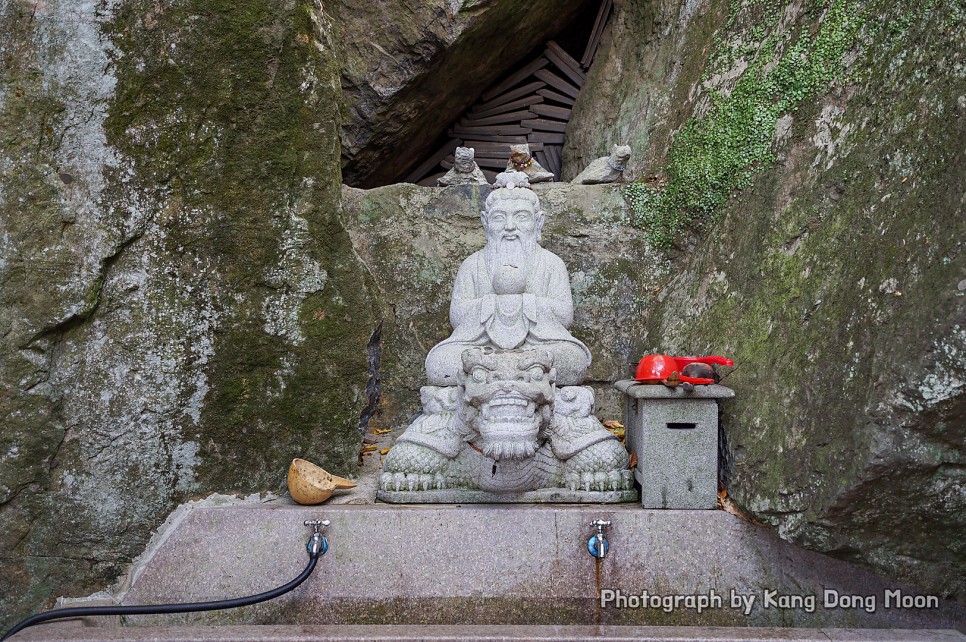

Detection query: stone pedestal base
xmin=377 ymin=488 xmax=638 ymax=503
xmin=380 ymin=350 xmax=636 ymax=502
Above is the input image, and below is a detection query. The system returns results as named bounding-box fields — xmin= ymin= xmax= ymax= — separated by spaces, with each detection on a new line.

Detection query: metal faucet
xmin=587 ymin=519 xmax=611 ymax=559
xmin=304 ymin=519 xmax=330 ymax=557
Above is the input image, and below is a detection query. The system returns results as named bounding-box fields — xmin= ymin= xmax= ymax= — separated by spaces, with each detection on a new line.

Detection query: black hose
xmin=1 ymin=545 xmax=320 ymax=641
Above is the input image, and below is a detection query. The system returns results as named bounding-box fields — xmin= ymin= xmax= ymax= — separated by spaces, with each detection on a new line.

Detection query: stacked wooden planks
xmin=405 ymin=1 xmax=613 ymax=186
xmin=406 ymin=41 xmax=584 ymax=186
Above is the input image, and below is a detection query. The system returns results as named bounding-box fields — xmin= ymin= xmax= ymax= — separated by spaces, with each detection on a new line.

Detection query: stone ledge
xmin=615 ymin=380 xmax=735 ymax=399
xmin=376 ymin=489 xmax=639 ymax=503
xmin=53 ymin=505 xmax=966 ymax=631
xmin=14 ymin=625 xmax=966 ymax=642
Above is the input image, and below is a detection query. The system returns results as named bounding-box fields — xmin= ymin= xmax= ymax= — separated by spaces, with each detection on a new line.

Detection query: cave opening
xmin=340 ymin=0 xmax=612 ymax=189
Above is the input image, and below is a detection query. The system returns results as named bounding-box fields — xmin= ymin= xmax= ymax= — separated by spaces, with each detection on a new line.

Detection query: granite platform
xmin=29 ymin=503 xmax=965 ymax=634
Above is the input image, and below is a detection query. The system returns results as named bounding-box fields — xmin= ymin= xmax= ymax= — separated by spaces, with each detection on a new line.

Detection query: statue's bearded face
xmin=482 ymin=192 xmax=544 ymax=273
xmin=485 ymin=200 xmax=537 ymax=242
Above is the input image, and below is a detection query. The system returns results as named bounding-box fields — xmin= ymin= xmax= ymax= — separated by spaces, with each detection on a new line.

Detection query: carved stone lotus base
xmin=378 ymin=347 xmax=638 ymax=504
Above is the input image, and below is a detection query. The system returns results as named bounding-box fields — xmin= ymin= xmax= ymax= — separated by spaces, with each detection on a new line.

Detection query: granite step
xmin=14 ymin=624 xmax=966 ymax=642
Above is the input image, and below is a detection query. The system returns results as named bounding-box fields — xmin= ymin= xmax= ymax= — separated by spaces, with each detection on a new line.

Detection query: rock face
xmin=329 ymin=0 xmax=594 ymax=187
xmin=0 ymin=0 xmax=378 ymax=627
xmin=565 ymin=0 xmax=966 ymax=600
xmin=562 ymin=0 xmax=723 ymax=180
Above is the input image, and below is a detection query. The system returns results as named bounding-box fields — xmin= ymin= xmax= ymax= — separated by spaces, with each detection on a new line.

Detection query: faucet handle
xmin=304 ymin=519 xmax=330 ymax=534
xmin=591 ymin=519 xmax=612 ymax=530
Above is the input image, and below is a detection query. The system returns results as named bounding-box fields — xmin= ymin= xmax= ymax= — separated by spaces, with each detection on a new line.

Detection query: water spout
xmin=304 ymin=519 xmax=330 ymax=557
xmin=587 ymin=519 xmax=611 ymax=559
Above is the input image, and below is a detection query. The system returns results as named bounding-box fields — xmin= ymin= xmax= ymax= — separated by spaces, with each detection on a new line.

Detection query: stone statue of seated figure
xmin=378 ymin=171 xmax=635 ymax=502
xmin=425 ymin=172 xmax=591 ymax=386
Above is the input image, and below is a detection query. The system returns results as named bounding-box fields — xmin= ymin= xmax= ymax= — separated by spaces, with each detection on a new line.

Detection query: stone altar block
xmin=615 ymin=380 xmax=734 ymax=509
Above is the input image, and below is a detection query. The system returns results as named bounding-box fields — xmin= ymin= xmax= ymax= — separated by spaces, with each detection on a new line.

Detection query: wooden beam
xmin=528 ymin=132 xmax=565 ymax=144
xmin=451 ymin=124 xmax=532 ymax=137
xmin=404 ymin=138 xmax=461 ymax=183
xmin=481 ymin=169 xmax=498 ymax=183
xmin=463 ymin=140 xmax=544 ymax=154
xmin=581 ymin=0 xmax=612 ymax=68
xmin=471 ymin=152 xmax=512 ymax=161
xmin=417 ymin=172 xmax=446 ymax=187
xmin=545 ymin=145 xmax=562 ymax=180
xmin=546 ymin=41 xmax=586 ymax=81
xmin=473 ymin=151 xmax=541 ymax=161
xmin=469 ymin=95 xmax=543 ymax=119
xmin=480 ymin=56 xmax=549 ymax=101
xmin=456 ymin=134 xmax=530 ymax=143
xmin=472 ymin=82 xmax=547 ymax=114
xmin=544 ymin=42 xmax=585 ymax=87
xmin=527 ymin=118 xmax=568 ymax=133
xmin=472 ymin=150 xmax=514 ymax=160
xmin=537 ymin=88 xmax=576 ymax=106
xmin=529 ymin=104 xmax=572 ymax=120
xmin=460 ymin=110 xmax=536 ymax=127
xmin=582 ymin=0 xmax=613 ymax=68
xmin=534 ymin=150 xmax=551 ymax=173
xmin=466 ymin=145 xmax=510 ymax=156
xmin=475 ymin=157 xmax=511 ymax=170
xmin=440 ymin=160 xmax=454 ymax=170
xmin=540 ymin=146 xmax=554 ymax=178
xmin=534 ymin=69 xmax=580 ymax=99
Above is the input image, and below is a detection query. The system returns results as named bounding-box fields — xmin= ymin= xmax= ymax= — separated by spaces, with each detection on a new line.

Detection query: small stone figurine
xmin=571 ymin=144 xmax=632 ymax=184
xmin=506 ymin=144 xmax=554 ymax=183
xmin=438 ymin=146 xmax=488 ymax=186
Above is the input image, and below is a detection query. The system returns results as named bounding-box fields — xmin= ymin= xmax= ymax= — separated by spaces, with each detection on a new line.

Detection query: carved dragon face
xmin=458 ymin=347 xmax=556 ymax=460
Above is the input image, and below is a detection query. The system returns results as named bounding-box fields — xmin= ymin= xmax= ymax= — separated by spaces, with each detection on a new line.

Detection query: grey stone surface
xmin=625 ymin=396 xmax=720 ymax=509
xmin=616 ymin=381 xmax=735 ymax=399
xmin=0 ymin=0 xmax=374 ymax=628
xmin=15 ymin=624 xmax=966 ymax=642
xmin=59 ymin=504 xmax=966 ymax=630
